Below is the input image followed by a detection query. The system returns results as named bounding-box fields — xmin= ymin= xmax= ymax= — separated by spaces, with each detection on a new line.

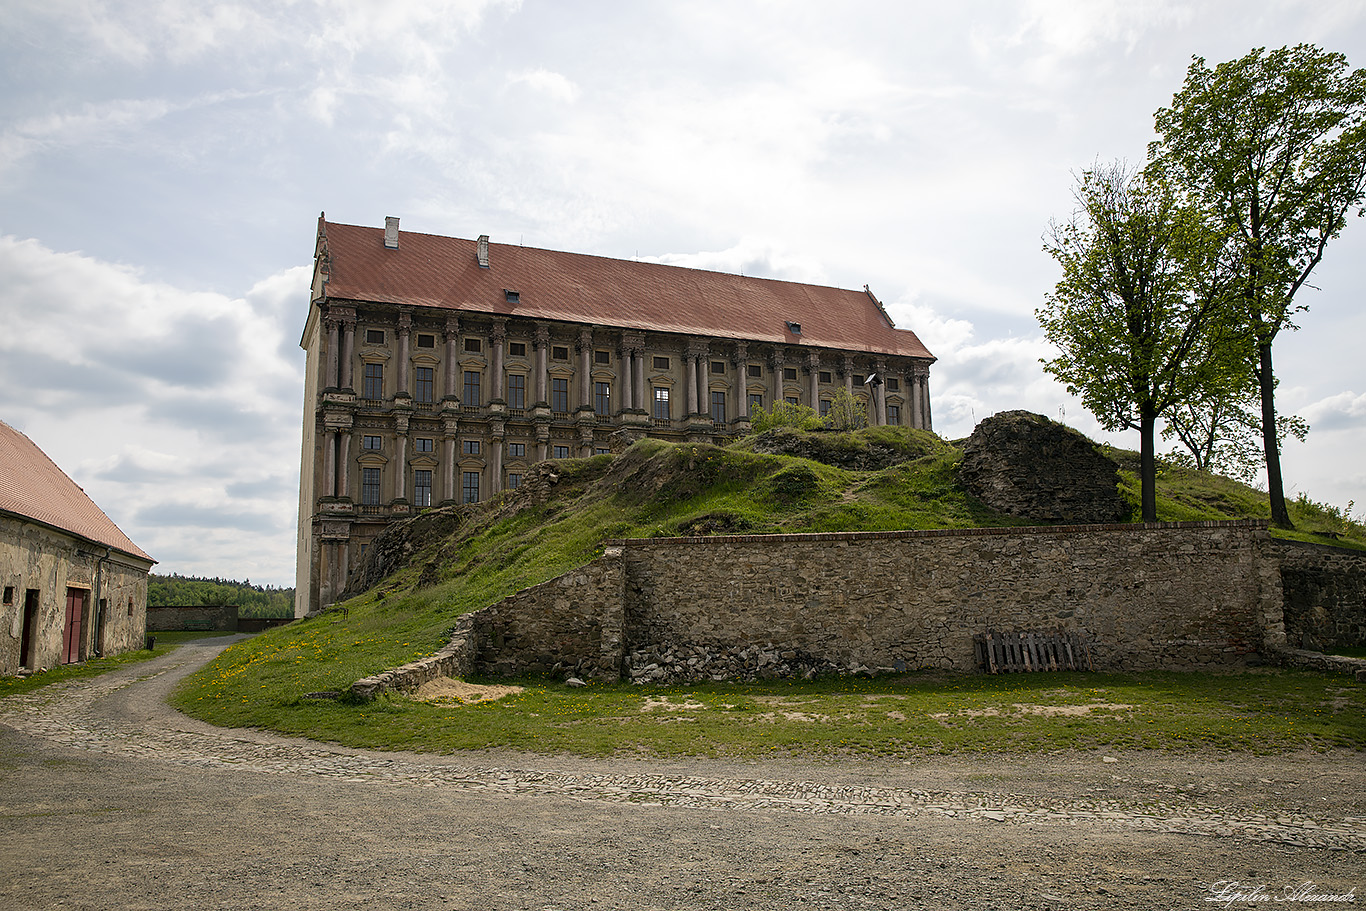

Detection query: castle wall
xmin=1277 ymin=540 xmax=1366 ymax=651
xmin=620 ymin=520 xmax=1283 ymax=677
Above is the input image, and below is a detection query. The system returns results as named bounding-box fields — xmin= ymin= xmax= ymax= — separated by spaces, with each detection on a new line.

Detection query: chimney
xmin=476 ymin=234 xmax=490 ymax=268
xmin=384 ymin=216 xmax=400 ymax=249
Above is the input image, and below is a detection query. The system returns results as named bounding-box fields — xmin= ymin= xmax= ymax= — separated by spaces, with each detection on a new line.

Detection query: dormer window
xmin=785 ymin=320 xmax=802 ymax=335
xmin=504 ymin=289 xmax=520 ymax=303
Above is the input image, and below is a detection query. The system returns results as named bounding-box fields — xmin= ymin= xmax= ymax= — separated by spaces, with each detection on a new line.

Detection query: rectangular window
xmin=595 ymin=349 xmax=611 ymax=365
xmin=462 ymin=471 xmax=480 ymax=504
xmin=416 ymin=437 xmax=433 ymax=453
xmin=464 ymin=337 xmax=483 ymax=353
xmin=507 ymin=374 xmax=526 ymax=409
xmin=595 ymin=447 xmax=610 ymax=456
xmin=653 ymin=356 xmax=670 ymax=370
xmin=747 ymin=364 xmax=762 ymax=378
xmin=463 ymin=370 xmax=481 ymax=405
xmin=414 ymin=470 xmax=432 ymax=508
xmin=416 ymin=333 xmax=436 ymax=349
xmin=888 ymin=378 xmax=900 ymax=392
xmin=552 ymin=345 xmax=569 ymax=360
xmin=594 ymin=381 xmax=610 ymax=416
xmin=508 ymin=342 xmax=527 ymax=357
xmin=414 ymin=366 xmax=434 ymax=403
xmin=365 ymin=329 xmax=385 ymax=344
xmin=508 ymin=442 xmax=526 ymax=458
xmin=653 ymin=386 xmax=670 ymax=419
xmin=819 ymin=399 xmax=832 ymax=417
xmin=888 ymin=405 xmax=901 ymax=425
xmin=363 ymin=363 xmax=383 ymax=400
xmin=463 ymin=439 xmax=481 ymax=455
xmin=361 ymin=467 xmax=381 ymax=505
xmin=854 ymin=374 xmax=866 ymax=386
xmin=783 ymin=367 xmax=797 ymax=381
xmin=362 ymin=435 xmax=382 ymax=451
xmin=711 ymin=360 xmax=726 ymax=374
xmin=748 ymin=393 xmax=763 ymax=414
xmin=709 ymin=390 xmax=726 ymax=422
xmin=2 ymin=586 xmax=11 ymax=605
xmin=819 ymin=371 xmax=832 ymax=384
xmin=551 ymin=377 xmax=569 ymax=412
xmin=508 ymin=473 xmax=523 ymax=489
xmin=553 ymin=445 xmax=570 ymax=459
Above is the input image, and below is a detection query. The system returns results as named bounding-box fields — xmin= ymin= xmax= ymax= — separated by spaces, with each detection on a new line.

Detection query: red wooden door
xmin=63 ymin=589 xmax=85 ymax=664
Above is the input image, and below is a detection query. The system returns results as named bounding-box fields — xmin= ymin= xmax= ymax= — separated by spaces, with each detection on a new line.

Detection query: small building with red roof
xmin=1 ymin=420 xmax=155 ymax=674
xmin=297 ymin=215 xmax=936 ymax=614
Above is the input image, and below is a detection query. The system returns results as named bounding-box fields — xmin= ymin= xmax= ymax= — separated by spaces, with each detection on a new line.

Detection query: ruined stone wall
xmin=352 ymin=519 xmax=1291 ymax=698
xmin=470 ymin=547 xmax=626 ymax=682
xmin=146 ymin=605 xmax=238 ymax=632
xmin=0 ymin=516 xmax=150 ymax=675
xmin=958 ymin=411 xmax=1127 ymax=524
xmin=1276 ymin=540 xmax=1366 ymax=651
xmin=620 ymin=521 xmax=1282 ymax=677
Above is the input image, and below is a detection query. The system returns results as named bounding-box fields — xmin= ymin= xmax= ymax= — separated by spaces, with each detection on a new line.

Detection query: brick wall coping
xmin=608 ymin=519 xmax=1269 ymax=549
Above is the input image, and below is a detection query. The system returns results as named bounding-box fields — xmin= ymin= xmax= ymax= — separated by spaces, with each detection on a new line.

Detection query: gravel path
xmin=0 ymin=636 xmax=1361 ymax=910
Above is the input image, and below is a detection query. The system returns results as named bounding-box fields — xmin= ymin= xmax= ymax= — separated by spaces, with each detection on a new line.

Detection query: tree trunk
xmin=1258 ymin=341 xmax=1293 ymax=528
xmin=1140 ymin=404 xmax=1157 ymax=523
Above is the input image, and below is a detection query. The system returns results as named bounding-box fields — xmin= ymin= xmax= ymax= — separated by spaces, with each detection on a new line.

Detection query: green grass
xmin=0 ymin=631 xmax=235 ymax=698
xmin=172 ymin=429 xmax=1366 ymax=752
xmin=170 ymin=668 xmax=1366 ymax=758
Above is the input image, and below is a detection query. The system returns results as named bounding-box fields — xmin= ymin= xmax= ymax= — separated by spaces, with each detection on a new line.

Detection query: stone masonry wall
xmin=1276 ymin=540 xmax=1366 ymax=651
xmin=470 ymin=547 xmax=626 ymax=681
xmin=351 ymin=520 xmax=1289 ymax=697
xmin=622 ymin=521 xmax=1283 ymax=677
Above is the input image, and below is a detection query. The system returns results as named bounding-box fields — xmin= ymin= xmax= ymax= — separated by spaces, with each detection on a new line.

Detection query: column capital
xmin=443 ymin=314 xmax=461 ymax=339
xmin=620 ymin=330 xmax=645 ymax=352
xmin=397 ymin=307 xmax=412 ymax=331
xmin=577 ymin=327 xmax=594 ymax=351
xmin=534 ymin=323 xmax=551 ymax=348
xmin=490 ymin=319 xmax=507 ymax=344
xmin=731 ymin=340 xmax=749 ymax=365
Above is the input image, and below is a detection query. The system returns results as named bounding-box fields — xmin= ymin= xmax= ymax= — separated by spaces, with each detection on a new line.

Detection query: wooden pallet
xmin=974 ymin=628 xmax=1094 ymax=674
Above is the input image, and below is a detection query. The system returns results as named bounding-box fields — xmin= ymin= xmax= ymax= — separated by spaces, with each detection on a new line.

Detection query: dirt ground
xmin=0 ymin=637 xmax=1361 ymax=911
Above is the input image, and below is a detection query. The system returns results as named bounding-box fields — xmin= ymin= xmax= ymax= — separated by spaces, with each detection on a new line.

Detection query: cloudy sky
xmin=2 ymin=1 xmax=1363 ymax=587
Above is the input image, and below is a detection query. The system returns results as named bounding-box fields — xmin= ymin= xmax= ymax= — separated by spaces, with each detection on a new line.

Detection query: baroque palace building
xmin=296 ymin=215 xmax=936 ymax=615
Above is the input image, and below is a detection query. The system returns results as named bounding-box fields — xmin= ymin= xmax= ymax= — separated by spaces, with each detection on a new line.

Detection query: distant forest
xmin=148 ymin=574 xmax=295 ymax=619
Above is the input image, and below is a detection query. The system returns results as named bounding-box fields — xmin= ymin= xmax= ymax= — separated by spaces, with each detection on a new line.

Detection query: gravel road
xmin=0 ymin=636 xmax=1361 ymax=911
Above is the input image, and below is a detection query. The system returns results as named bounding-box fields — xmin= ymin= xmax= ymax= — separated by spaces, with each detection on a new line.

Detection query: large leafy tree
xmin=1039 ymin=164 xmax=1240 ymax=521
xmin=1147 ymin=45 xmax=1366 ymax=527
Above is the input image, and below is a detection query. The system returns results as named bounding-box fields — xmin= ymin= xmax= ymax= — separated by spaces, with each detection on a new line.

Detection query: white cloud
xmin=1300 ymin=391 xmax=1366 ymax=432
xmin=0 ymin=236 xmax=306 ymax=584
xmin=507 ymin=69 xmax=580 ymax=104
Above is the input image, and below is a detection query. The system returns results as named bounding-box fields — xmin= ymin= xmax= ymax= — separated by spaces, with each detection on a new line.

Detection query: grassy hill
xmin=171 ymin=426 xmax=1364 ymax=736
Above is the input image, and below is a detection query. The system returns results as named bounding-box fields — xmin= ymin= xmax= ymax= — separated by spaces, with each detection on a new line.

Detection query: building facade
xmin=1 ymin=420 xmax=155 ymax=675
xmin=297 ymin=216 xmax=936 ymax=615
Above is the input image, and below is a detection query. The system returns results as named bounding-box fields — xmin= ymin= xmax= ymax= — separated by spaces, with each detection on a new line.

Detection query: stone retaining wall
xmin=621 ymin=521 xmax=1282 ymax=676
xmin=352 ymin=520 xmax=1292 ymax=697
xmin=1277 ymin=540 xmax=1366 ymax=651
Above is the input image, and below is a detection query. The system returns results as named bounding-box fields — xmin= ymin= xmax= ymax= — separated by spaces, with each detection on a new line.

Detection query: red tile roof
xmin=319 ymin=220 xmax=934 ymax=361
xmin=0 ymin=420 xmax=153 ymax=563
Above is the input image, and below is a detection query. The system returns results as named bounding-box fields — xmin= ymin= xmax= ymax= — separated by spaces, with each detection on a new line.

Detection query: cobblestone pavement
xmin=1 ymin=638 xmax=1363 ymax=910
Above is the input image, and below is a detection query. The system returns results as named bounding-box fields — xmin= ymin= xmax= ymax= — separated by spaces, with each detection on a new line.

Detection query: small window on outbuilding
xmin=2 ymin=586 xmax=12 ymax=605
xmin=128 ymin=598 xmax=134 ymax=617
